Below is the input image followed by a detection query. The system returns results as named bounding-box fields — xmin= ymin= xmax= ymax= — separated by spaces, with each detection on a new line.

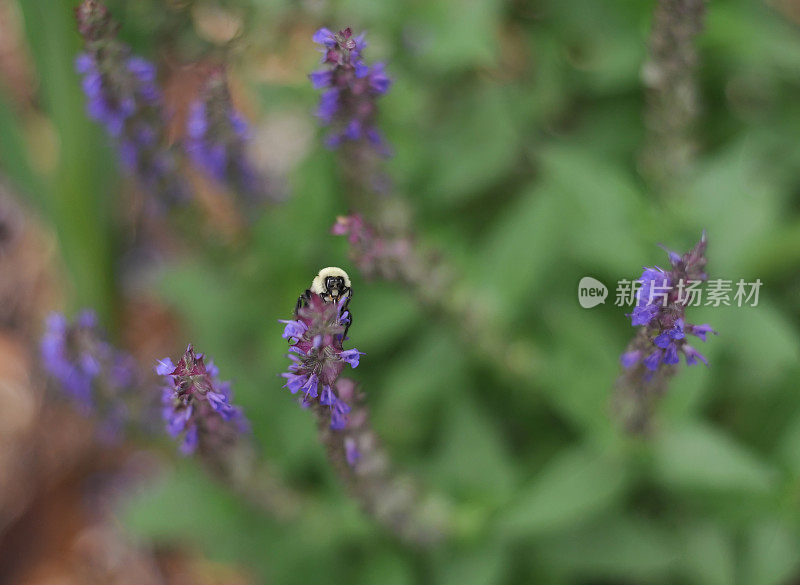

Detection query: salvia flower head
xmin=75 ymin=0 xmax=187 ymax=207
xmin=156 ymin=345 xmax=248 ymax=455
xmin=616 ymin=233 xmax=716 ymax=432
xmin=309 ymin=27 xmax=392 ymax=155
xmin=622 ymin=232 xmax=716 ymax=372
xmin=40 ymin=309 xmax=138 ymax=440
xmin=280 ymin=294 xmax=362 ymax=429
xmin=185 ymin=68 xmax=277 ymax=205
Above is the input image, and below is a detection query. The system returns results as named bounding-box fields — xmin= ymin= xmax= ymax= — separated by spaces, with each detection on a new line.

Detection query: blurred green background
xmin=3 ymin=0 xmax=800 ymax=583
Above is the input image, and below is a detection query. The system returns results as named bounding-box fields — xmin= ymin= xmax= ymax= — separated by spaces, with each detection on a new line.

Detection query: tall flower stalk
xmin=615 ymin=233 xmax=716 ymax=432
xmin=156 ymin=345 xmax=300 ymax=518
xmin=641 ymin=0 xmax=706 ymax=188
xmin=280 ymin=288 xmax=450 ymax=544
xmin=75 ymin=0 xmax=187 ymax=207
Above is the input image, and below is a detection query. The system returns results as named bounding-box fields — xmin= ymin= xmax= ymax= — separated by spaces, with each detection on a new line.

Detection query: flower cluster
xmin=621 ymin=233 xmax=716 ymax=372
xmin=186 ymin=69 xmax=274 ymax=204
xmin=310 ymin=27 xmax=392 ymax=154
xmin=75 ymin=0 xmax=186 ymax=206
xmin=615 ymin=233 xmax=716 ymax=433
xmin=40 ymin=310 xmax=138 ymax=439
xmin=280 ymin=294 xmax=363 ymax=429
xmin=156 ymin=345 xmax=248 ymax=455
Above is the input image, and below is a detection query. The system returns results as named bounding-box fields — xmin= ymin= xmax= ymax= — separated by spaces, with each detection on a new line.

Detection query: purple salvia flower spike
xmin=615 ymin=233 xmax=716 ymax=433
xmin=74 ymin=0 xmax=188 ymax=208
xmin=309 ymin=27 xmax=392 ymax=156
xmin=157 ymin=345 xmax=249 ymax=455
xmin=184 ymin=67 xmax=278 ymax=205
xmin=40 ymin=309 xmax=139 ymax=441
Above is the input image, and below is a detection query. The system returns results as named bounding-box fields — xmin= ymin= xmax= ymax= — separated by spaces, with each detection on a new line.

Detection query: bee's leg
xmin=341 ymin=312 xmax=352 ymax=341
xmin=295 ymin=289 xmax=312 ymax=314
xmin=339 ymin=288 xmax=352 ymax=340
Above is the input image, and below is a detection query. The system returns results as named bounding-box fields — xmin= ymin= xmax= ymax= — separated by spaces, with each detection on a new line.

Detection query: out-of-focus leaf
xmin=740 ymin=520 xmax=800 ymax=585
xmin=429 ymin=395 xmax=517 ymax=503
xmin=422 ymin=84 xmax=520 ymax=203
xmin=496 ymin=445 xmax=628 ymax=537
xmin=412 ymin=0 xmax=500 ymax=71
xmin=678 ymin=522 xmax=736 ymax=585
xmin=533 ymin=513 xmax=677 ymax=582
xmin=357 ymin=551 xmax=415 ymax=585
xmin=373 ymin=328 xmax=468 ymax=447
xmin=474 ymin=184 xmax=564 ymax=318
xmin=652 ymin=422 xmax=776 ymax=494
xmin=433 ymin=538 xmax=508 ymax=585
xmin=708 ymin=301 xmax=800 ymax=391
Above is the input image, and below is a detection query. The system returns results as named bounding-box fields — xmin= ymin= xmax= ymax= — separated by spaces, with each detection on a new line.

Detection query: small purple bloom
xmin=644 ymin=350 xmax=662 ymax=371
xmin=689 ymin=323 xmax=716 ymax=342
xmin=312 ymin=28 xmax=337 ymax=48
xmin=345 ymin=437 xmax=360 ymax=467
xmin=663 ymin=343 xmax=680 ymax=365
xmin=620 ymin=351 xmax=641 ymax=368
xmin=280 ymin=319 xmax=308 ymax=340
xmin=330 ymin=399 xmax=351 ymax=430
xmin=309 ymin=70 xmax=333 ymax=89
xmin=339 ymin=348 xmax=364 ymax=368
xmin=683 ymin=345 xmax=708 ymax=366
xmin=320 ymin=385 xmax=335 ymax=405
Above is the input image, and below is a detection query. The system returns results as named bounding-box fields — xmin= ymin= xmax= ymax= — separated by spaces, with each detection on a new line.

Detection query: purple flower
xmin=40 ymin=309 xmax=139 ymax=440
xmin=683 ymin=345 xmax=708 ymax=366
xmin=620 ymin=351 xmax=641 ymax=368
xmin=184 ymin=69 xmax=275 ymax=204
xmin=345 ymin=437 xmax=360 ymax=467
xmin=279 ymin=291 xmax=359 ymax=429
xmin=309 ymin=27 xmax=392 ymax=156
xmin=643 ymin=350 xmax=662 ymax=371
xmin=75 ymin=2 xmax=187 ymax=207
xmin=616 ymin=233 xmax=716 ymax=432
xmin=312 ymin=28 xmax=337 ymax=49
xmin=339 ymin=348 xmax=364 ymax=368
xmin=689 ymin=323 xmax=716 ymax=342
xmin=157 ymin=345 xmax=249 ymax=455
xmin=280 ymin=319 xmax=308 ymax=340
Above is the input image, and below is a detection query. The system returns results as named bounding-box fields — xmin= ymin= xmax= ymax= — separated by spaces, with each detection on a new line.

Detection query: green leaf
xmin=740 ymin=520 xmax=800 ymax=585
xmin=429 ymin=395 xmax=517 ymax=503
xmin=497 ymin=445 xmax=628 ymax=537
xmin=652 ymin=422 xmax=776 ymax=494
xmin=534 ymin=513 xmax=677 ymax=582
xmin=678 ymin=522 xmax=736 ymax=585
xmin=423 ymin=84 xmax=520 ymax=203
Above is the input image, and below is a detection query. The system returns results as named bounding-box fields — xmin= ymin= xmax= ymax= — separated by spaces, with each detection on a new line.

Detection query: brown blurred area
xmin=0 ymin=186 xmax=254 ymax=584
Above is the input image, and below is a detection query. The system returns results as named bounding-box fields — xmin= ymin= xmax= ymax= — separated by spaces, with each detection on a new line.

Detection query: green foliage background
xmin=3 ymin=0 xmax=800 ymax=583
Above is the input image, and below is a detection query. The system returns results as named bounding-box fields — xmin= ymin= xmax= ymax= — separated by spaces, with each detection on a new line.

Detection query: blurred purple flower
xmin=185 ymin=69 xmax=277 ymax=204
xmin=309 ymin=27 xmax=392 ymax=155
xmin=40 ymin=309 xmax=139 ymax=440
xmin=75 ymin=0 xmax=187 ymax=207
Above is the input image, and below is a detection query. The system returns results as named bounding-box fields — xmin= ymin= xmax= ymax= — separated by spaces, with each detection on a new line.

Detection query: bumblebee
xmin=296 ymin=267 xmax=353 ymax=338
